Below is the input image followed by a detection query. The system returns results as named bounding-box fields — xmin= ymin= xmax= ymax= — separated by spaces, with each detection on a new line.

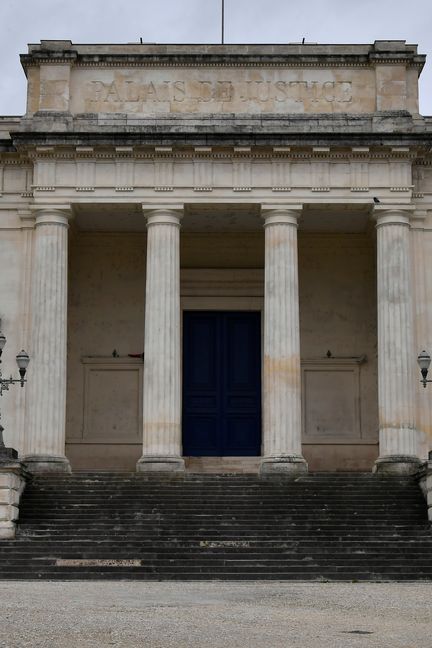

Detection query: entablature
xmin=1 ymin=142 xmax=431 ymax=202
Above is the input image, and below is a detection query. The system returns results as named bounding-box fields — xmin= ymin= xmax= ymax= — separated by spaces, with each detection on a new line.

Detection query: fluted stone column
xmin=137 ymin=207 xmax=184 ymax=473
xmin=260 ymin=206 xmax=307 ymax=477
xmin=375 ymin=206 xmax=420 ymax=475
xmin=24 ymin=207 xmax=71 ymax=473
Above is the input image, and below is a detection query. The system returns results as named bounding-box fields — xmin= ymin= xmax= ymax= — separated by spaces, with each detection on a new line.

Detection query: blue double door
xmin=182 ymin=311 xmax=262 ymax=456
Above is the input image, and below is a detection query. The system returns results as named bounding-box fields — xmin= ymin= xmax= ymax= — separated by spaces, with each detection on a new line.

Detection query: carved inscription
xmin=66 ymin=67 xmax=377 ymax=115
xmin=84 ymin=78 xmax=353 ymax=109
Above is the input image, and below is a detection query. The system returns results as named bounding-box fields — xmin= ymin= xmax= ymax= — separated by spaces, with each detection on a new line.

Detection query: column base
xmin=373 ymin=455 xmax=421 ymax=477
xmin=136 ymin=455 xmax=185 ymax=474
xmin=259 ymin=455 xmax=308 ymax=478
xmin=23 ymin=455 xmax=71 ymax=474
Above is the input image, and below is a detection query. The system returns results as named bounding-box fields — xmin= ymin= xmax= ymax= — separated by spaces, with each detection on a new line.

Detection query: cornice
xmin=11 ymin=129 xmax=432 ymax=151
xmin=20 ymin=51 xmax=425 ymax=71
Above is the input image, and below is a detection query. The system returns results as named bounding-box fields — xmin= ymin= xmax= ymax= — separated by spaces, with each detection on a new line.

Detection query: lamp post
xmin=417 ymin=350 xmax=432 ymax=388
xmin=0 ymin=330 xmax=30 ymax=459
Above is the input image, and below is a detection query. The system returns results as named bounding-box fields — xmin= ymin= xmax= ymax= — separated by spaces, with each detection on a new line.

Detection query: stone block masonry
xmin=0 ymin=464 xmax=26 ymax=539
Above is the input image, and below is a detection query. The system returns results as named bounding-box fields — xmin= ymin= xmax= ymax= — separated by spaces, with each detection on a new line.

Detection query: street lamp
xmin=0 ymin=330 xmax=29 ymax=458
xmin=417 ymin=350 xmax=432 ymax=388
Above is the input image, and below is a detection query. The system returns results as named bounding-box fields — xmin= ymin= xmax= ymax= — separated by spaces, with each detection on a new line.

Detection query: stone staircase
xmin=0 ymin=472 xmax=431 ymax=580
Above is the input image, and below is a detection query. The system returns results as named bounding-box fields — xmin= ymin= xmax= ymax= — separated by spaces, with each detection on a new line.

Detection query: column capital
xmin=30 ymin=205 xmax=72 ymax=227
xmin=374 ymin=204 xmax=415 ymax=228
xmin=142 ymin=204 xmax=184 ymax=228
xmin=261 ymin=204 xmax=303 ymax=227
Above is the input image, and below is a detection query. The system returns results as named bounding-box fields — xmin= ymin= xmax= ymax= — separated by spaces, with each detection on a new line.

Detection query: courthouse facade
xmin=1 ymin=40 xmax=432 ymax=476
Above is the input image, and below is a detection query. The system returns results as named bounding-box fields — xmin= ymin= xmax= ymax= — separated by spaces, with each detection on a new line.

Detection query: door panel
xmin=183 ymin=311 xmax=261 ymax=456
xmin=182 ymin=416 xmax=220 ymax=455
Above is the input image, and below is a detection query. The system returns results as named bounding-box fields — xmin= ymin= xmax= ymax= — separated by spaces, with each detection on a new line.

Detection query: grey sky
xmin=1 ymin=0 xmax=431 ymax=115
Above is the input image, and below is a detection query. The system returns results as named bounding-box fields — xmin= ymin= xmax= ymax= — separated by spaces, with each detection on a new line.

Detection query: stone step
xmin=23 ymin=480 xmax=418 ymax=487
xmin=2 ymin=564 xmax=432 ymax=576
xmin=24 ymin=495 xmax=419 ymax=500
xmin=19 ymin=510 xmax=426 ymax=517
xmin=3 ymin=548 xmax=432 ymax=558
xmin=17 ymin=518 xmax=430 ymax=526
xmin=1 ymin=472 xmax=430 ymax=581
xmin=4 ymin=557 xmax=432 ymax=568
xmin=22 ymin=497 xmax=423 ymax=503
xmin=16 ymin=530 xmax=430 ymax=540
xmin=20 ymin=495 xmax=425 ymax=502
xmin=0 ymin=573 xmax=428 ymax=582
xmin=12 ymin=536 xmax=432 ymax=545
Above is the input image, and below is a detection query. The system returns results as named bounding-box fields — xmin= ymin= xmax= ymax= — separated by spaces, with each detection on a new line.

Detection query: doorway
xmin=182 ymin=311 xmax=261 ymax=456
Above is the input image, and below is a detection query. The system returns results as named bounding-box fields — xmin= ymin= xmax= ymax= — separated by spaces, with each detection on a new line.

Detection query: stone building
xmin=1 ymin=39 xmax=432 ymax=478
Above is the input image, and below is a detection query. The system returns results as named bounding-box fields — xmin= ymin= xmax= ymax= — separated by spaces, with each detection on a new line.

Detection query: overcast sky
xmin=1 ymin=0 xmax=431 ymax=115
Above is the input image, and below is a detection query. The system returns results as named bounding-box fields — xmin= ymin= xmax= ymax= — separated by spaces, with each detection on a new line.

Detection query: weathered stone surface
xmin=0 ymin=504 xmax=19 ymax=522
xmin=0 ymin=521 xmax=15 ymax=539
xmin=0 ymin=473 xmax=22 ymax=490
xmin=374 ymin=207 xmax=419 ymax=475
xmin=0 ymin=464 xmax=27 ymax=538
xmin=15 ymin=111 xmax=432 ymax=144
xmin=24 ymin=208 xmax=72 ymax=474
xmin=0 ymin=488 xmax=20 ymax=506
xmin=137 ymin=208 xmax=184 ymax=473
xmin=21 ymin=41 xmax=425 ymax=117
xmin=260 ymin=207 xmax=307 ymax=477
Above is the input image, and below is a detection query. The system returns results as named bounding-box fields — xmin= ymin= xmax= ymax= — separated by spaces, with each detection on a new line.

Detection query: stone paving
xmin=0 ymin=581 xmax=431 ymax=647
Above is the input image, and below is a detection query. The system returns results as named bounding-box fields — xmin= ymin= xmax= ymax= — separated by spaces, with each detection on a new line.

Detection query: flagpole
xmin=221 ymin=0 xmax=225 ymax=44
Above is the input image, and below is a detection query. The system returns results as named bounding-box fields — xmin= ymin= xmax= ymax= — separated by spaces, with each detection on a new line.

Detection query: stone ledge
xmin=11 ymin=129 xmax=432 ymax=152
xmin=16 ymin=110 xmax=424 ymax=134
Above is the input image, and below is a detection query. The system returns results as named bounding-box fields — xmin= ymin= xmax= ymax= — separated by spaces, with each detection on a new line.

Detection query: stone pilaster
xmin=24 ymin=207 xmax=71 ymax=473
xmin=374 ymin=206 xmax=420 ymax=475
xmin=137 ymin=207 xmax=184 ymax=473
xmin=260 ymin=206 xmax=307 ymax=477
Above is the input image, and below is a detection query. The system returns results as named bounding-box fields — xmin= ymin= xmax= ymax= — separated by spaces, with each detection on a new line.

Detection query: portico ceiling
xmin=72 ymin=202 xmax=372 ymax=234
xmin=301 ymin=205 xmax=372 ymax=233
